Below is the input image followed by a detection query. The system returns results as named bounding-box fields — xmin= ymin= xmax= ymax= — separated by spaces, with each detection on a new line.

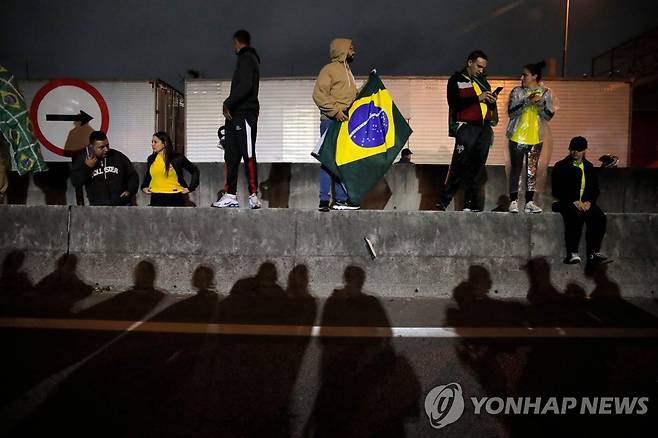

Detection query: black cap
xmin=568 ymin=136 xmax=588 ymax=151
xmin=401 ymin=148 xmax=413 ymax=155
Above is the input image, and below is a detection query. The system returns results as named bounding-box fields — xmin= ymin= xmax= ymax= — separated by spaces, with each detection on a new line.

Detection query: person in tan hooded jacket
xmin=313 ymin=38 xmax=358 ymax=121
xmin=312 ymin=38 xmax=360 ymax=211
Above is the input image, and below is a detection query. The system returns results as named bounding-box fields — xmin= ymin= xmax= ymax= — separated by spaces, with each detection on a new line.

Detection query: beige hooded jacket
xmin=312 ymin=38 xmax=358 ymax=120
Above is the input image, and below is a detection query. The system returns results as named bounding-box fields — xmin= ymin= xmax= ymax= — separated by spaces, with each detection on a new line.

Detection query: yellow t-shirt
xmin=510 ymin=89 xmax=541 ymax=145
xmin=471 ymin=81 xmax=488 ymax=120
xmin=149 ymin=154 xmax=183 ymax=194
xmin=577 ymin=161 xmax=585 ymax=201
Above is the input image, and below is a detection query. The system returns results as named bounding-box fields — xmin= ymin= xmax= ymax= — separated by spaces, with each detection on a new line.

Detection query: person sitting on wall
xmin=141 ymin=131 xmax=200 ymax=207
xmin=551 ymin=136 xmax=610 ymax=265
xmin=70 ymin=130 xmax=139 ymax=206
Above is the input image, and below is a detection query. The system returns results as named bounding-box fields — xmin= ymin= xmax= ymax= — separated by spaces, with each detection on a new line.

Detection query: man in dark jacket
xmin=437 ymin=50 xmax=499 ymax=212
xmin=70 ymin=131 xmax=138 ymax=206
xmin=551 ymin=136 xmax=609 ymax=265
xmin=213 ymin=29 xmax=262 ymax=209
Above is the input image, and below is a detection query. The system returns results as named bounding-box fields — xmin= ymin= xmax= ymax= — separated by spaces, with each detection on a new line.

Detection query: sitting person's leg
xmin=559 ymin=202 xmax=585 ymax=262
xmin=584 ymin=204 xmax=608 ymax=260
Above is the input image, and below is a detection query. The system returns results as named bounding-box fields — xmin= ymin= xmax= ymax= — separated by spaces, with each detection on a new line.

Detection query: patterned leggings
xmin=509 ymin=141 xmax=542 ymax=201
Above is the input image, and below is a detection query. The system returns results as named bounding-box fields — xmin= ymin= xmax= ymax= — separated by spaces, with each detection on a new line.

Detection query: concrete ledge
xmin=1 ymin=206 xmax=656 ymax=298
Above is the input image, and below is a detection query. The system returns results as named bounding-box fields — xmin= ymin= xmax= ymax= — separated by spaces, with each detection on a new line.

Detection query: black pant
xmin=150 ymin=192 xmax=185 ymax=207
xmin=224 ymin=113 xmax=258 ymax=196
xmin=557 ymin=202 xmax=607 ymax=255
xmin=441 ymin=124 xmax=492 ymax=209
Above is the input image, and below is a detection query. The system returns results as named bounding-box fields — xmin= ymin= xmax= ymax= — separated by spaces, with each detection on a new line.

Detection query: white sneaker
xmin=508 ymin=200 xmax=519 ymax=213
xmin=248 ymin=193 xmax=262 ymax=209
xmin=564 ymin=253 xmax=582 ymax=264
xmin=524 ymin=201 xmax=543 ymax=214
xmin=211 ymin=193 xmax=239 ymax=208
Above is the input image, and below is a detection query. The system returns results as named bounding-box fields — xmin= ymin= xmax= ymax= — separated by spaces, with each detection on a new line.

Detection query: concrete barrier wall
xmin=2 ymin=205 xmax=656 ymax=298
xmin=6 ymin=164 xmax=658 ymax=213
xmin=0 ymin=206 xmax=70 ymax=285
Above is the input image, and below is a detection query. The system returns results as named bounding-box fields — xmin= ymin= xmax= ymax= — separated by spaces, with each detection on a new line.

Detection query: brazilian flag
xmin=313 ymin=71 xmax=412 ymax=203
xmin=0 ymin=65 xmax=47 ymax=175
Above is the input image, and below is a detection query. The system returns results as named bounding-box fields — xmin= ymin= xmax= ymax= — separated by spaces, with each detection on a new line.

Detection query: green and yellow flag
xmin=0 ymin=65 xmax=47 ymax=175
xmin=313 ymin=71 xmax=412 ymax=203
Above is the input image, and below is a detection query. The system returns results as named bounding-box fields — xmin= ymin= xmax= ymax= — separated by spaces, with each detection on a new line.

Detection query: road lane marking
xmin=1 ymin=318 xmax=657 ymax=338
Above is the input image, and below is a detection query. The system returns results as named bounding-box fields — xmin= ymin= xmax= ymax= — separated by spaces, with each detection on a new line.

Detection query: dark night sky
xmin=2 ymin=0 xmax=657 ymax=89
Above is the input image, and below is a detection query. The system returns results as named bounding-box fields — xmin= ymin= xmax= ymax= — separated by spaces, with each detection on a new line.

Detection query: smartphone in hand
xmin=493 ymin=86 xmax=504 ymax=96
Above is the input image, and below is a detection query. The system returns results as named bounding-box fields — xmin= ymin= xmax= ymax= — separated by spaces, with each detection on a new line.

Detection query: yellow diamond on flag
xmin=335 ymin=89 xmax=396 ymax=166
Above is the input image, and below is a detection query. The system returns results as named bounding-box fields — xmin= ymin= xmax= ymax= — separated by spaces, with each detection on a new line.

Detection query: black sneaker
xmin=435 ymin=203 xmax=446 ymax=211
xmin=463 ymin=202 xmax=482 ymax=212
xmin=318 ymin=200 xmax=330 ymax=212
xmin=588 ymin=252 xmax=611 ymax=264
xmin=332 ymin=200 xmax=360 ymax=210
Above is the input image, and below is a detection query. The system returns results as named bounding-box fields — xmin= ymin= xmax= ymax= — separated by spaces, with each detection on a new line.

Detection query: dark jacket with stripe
xmin=551 ymin=155 xmax=600 ymax=204
xmin=141 ymin=153 xmax=200 ymax=192
xmin=447 ymin=69 xmax=498 ymax=137
xmin=224 ymin=47 xmax=260 ymax=115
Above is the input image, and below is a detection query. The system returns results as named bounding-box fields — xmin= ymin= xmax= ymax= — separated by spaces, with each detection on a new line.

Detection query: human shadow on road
xmin=304 ymin=265 xmax=421 ymax=438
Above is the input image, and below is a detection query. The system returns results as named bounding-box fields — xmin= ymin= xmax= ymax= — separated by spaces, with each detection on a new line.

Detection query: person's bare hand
xmin=582 ymin=201 xmax=591 ymax=211
xmin=336 ymin=110 xmax=348 ymax=122
xmin=479 ymin=91 xmax=496 ymax=103
xmin=223 ymin=104 xmax=232 ymax=121
xmin=181 ymin=187 xmax=190 ymax=194
xmin=573 ymin=200 xmax=585 ymax=211
xmin=528 ymin=93 xmax=542 ymax=104
xmin=84 ymin=155 xmax=98 ymax=168
xmin=142 ymin=187 xmax=151 ymax=194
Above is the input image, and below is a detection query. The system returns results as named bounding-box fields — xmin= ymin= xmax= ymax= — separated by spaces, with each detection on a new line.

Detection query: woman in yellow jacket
xmin=141 ymin=132 xmax=199 ymax=206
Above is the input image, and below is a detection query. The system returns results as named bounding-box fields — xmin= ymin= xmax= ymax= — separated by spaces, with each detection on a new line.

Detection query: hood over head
xmin=330 ymin=38 xmax=352 ymax=62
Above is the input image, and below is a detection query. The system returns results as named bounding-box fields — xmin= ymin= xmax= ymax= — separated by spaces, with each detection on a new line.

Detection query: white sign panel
xmin=21 ymin=80 xmax=156 ymax=162
xmin=30 ymin=79 xmax=109 ymax=158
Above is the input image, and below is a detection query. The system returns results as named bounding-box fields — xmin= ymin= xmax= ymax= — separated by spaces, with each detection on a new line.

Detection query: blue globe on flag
xmin=348 ymin=101 xmax=389 ymax=148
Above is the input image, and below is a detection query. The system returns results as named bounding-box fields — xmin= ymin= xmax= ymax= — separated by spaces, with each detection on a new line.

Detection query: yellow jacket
xmin=312 ymin=39 xmax=358 ymax=120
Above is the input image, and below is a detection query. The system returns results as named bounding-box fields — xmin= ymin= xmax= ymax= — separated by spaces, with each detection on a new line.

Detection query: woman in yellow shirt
xmin=505 ymin=61 xmax=556 ymax=214
xmin=141 ymin=132 xmax=200 ymax=206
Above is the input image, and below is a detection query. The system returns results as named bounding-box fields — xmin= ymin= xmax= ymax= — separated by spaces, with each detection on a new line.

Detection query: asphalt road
xmin=1 ymin=277 xmax=657 ymax=437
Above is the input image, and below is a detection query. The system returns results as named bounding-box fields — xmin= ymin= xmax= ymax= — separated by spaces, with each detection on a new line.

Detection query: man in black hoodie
xmin=70 ymin=130 xmax=138 ymax=206
xmin=213 ymin=29 xmax=262 ymax=209
xmin=551 ymin=136 xmax=609 ymax=265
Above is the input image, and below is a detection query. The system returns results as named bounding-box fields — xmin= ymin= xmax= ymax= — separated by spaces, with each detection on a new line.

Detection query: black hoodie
xmin=551 ymin=155 xmax=600 ymax=204
xmin=223 ymin=46 xmax=260 ymax=114
xmin=70 ymin=149 xmax=139 ymax=206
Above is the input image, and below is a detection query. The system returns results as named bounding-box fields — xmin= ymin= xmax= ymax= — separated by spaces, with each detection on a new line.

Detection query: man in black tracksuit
xmin=213 ymin=29 xmax=261 ymax=209
xmin=70 ymin=130 xmax=138 ymax=206
xmin=437 ymin=50 xmax=499 ymax=212
xmin=551 ymin=136 xmax=609 ymax=265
